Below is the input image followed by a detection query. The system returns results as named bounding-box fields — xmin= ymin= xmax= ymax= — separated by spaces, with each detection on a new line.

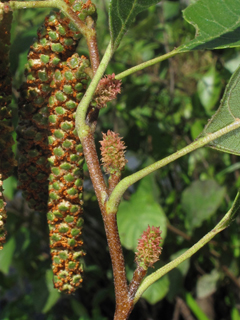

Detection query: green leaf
xmin=224 ymin=53 xmax=240 ymax=73
xmin=71 ymin=300 xmax=89 ymax=318
xmin=231 ymin=307 xmax=240 ymax=320
xmin=42 ymin=269 xmax=60 ymax=313
xmin=0 ymin=237 xmax=16 ymax=274
xmin=181 ymin=180 xmax=226 ymax=229
xmin=199 ymin=65 xmax=240 ymax=155
xmin=163 ymin=1 xmax=180 ymax=20
xmin=186 ymin=293 xmax=211 ymax=320
xmin=3 ymin=176 xmax=17 ymax=200
xmin=196 ymin=269 xmax=220 ymax=298
xmin=142 ymin=274 xmax=170 ymax=304
xmin=197 ymin=66 xmax=223 ymax=114
xmin=117 ymin=174 xmax=167 ymax=251
xmin=179 ymin=0 xmax=240 ymax=52
xmin=109 ymin=0 xmax=159 ymax=51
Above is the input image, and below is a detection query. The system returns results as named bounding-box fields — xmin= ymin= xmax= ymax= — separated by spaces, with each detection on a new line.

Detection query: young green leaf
xmin=109 ymin=0 xmax=159 ymax=51
xmin=179 ymin=0 xmax=240 ymax=52
xmin=199 ymin=64 xmax=240 ymax=155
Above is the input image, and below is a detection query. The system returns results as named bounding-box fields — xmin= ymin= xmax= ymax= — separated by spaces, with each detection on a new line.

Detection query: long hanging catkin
xmin=17 ymin=0 xmax=96 ymax=292
xmin=17 ymin=9 xmax=82 ymax=212
xmin=47 ymin=53 xmax=90 ymax=293
xmin=0 ymin=2 xmax=15 ymax=249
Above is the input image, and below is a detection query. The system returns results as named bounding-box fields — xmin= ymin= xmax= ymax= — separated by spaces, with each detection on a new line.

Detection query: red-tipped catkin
xmin=94 ymin=74 xmax=121 ymax=108
xmin=135 ymin=225 xmax=162 ymax=270
xmin=100 ymin=130 xmax=127 ymax=175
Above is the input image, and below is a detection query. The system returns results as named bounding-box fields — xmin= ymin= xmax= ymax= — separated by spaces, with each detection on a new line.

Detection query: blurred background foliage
xmin=1 ymin=0 xmax=240 ymax=319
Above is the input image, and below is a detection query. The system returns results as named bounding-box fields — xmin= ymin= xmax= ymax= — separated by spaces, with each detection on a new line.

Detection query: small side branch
xmin=133 ymin=191 xmax=240 ymax=303
xmin=115 ymin=49 xmax=179 ymax=80
xmin=107 ymin=120 xmax=240 ymax=213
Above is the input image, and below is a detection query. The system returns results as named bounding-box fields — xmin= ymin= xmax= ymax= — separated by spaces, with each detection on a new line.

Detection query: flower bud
xmin=135 ymin=225 xmax=162 ymax=270
xmin=100 ymin=130 xmax=127 ymax=175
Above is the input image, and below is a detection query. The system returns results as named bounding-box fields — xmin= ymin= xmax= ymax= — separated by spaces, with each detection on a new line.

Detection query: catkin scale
xmin=17 ymin=0 xmax=96 ymax=292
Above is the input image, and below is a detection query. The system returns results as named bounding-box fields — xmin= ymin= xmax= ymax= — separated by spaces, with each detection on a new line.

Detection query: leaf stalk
xmin=107 ymin=120 xmax=240 ymax=213
xmin=134 ymin=190 xmax=240 ymax=303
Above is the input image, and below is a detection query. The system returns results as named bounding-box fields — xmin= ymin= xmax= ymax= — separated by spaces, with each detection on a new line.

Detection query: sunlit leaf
xmin=199 ymin=64 xmax=240 ymax=155
xmin=109 ymin=0 xmax=160 ymax=51
xmin=197 ymin=66 xmax=223 ymax=114
xmin=186 ymin=292 xmax=211 ymax=320
xmin=231 ymin=307 xmax=240 ymax=320
xmin=196 ymin=269 xmax=220 ymax=298
xmin=3 ymin=176 xmax=17 ymax=200
xmin=179 ymin=0 xmax=240 ymax=52
xmin=0 ymin=237 xmax=16 ymax=274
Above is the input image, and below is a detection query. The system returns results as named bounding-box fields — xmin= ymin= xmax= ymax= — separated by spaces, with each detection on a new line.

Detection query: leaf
xmin=0 ymin=237 xmax=16 ymax=274
xmin=142 ymin=274 xmax=170 ymax=304
xmin=71 ymin=299 xmax=89 ymax=318
xmin=163 ymin=1 xmax=180 ymax=20
xmin=231 ymin=307 xmax=240 ymax=320
xmin=117 ymin=174 xmax=167 ymax=251
xmin=186 ymin=293 xmax=211 ymax=320
xmin=181 ymin=180 xmax=226 ymax=229
xmin=42 ymin=269 xmax=60 ymax=313
xmin=3 ymin=176 xmax=17 ymax=200
xmin=179 ymin=0 xmax=240 ymax=52
xmin=224 ymin=53 xmax=240 ymax=73
xmin=196 ymin=269 xmax=220 ymax=298
xmin=109 ymin=0 xmax=160 ymax=51
xmin=197 ymin=66 xmax=223 ymax=114
xmin=199 ymin=65 xmax=240 ymax=155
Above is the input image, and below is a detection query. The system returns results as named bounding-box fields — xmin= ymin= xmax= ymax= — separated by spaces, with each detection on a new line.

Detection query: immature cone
xmin=100 ymin=130 xmax=127 ymax=175
xmin=94 ymin=74 xmax=121 ymax=109
xmin=0 ymin=4 xmax=15 ymax=249
xmin=135 ymin=226 xmax=162 ymax=270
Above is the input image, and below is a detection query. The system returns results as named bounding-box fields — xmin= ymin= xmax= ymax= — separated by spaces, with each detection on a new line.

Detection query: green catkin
xmin=0 ymin=3 xmax=15 ymax=249
xmin=48 ymin=54 xmax=89 ymax=293
xmin=17 ymin=10 xmax=82 ymax=213
xmin=17 ymin=0 xmax=96 ymax=292
xmin=17 ymin=0 xmax=96 ymax=212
